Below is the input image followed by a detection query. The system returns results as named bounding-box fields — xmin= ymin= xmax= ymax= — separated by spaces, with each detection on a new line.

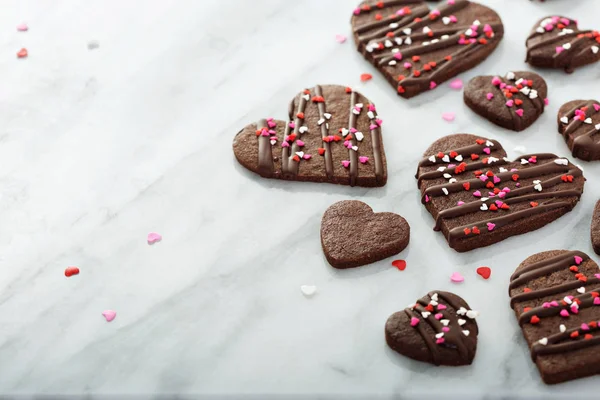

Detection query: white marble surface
xmin=1 ymin=0 xmax=599 ymax=398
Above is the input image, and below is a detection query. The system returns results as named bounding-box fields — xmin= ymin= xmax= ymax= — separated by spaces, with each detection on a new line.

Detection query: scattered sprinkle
xmin=16 ymin=23 xmax=28 ymax=32
xmin=449 ymin=78 xmax=463 ymax=90
xmin=64 ymin=266 xmax=80 ymax=277
xmin=300 ymin=285 xmax=317 ymax=297
xmin=476 ymin=266 xmax=491 ymax=280
xmin=102 ymin=310 xmax=117 ymax=322
xmin=450 ymin=272 xmax=464 ymax=283
xmin=17 ymin=48 xmax=28 ymax=58
xmin=360 ymin=73 xmax=373 ymax=82
xmin=335 ymin=34 xmax=347 ymax=43
xmin=147 ymin=232 xmax=162 ymax=244
xmin=442 ymin=112 xmax=455 ymax=122
xmin=392 ymin=260 xmax=407 ymax=271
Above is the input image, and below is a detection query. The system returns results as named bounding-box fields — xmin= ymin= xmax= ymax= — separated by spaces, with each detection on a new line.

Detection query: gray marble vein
xmin=0 ymin=0 xmax=599 ymax=398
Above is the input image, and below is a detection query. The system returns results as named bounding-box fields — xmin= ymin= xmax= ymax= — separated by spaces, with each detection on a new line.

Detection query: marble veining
xmin=0 ymin=0 xmax=599 ymax=398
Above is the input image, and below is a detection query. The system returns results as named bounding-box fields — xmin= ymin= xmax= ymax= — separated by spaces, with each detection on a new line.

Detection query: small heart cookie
xmin=386 ymin=291 xmax=478 ymax=366
xmin=321 ymin=200 xmax=409 ymax=268
xmin=557 ymin=99 xmax=600 ymax=161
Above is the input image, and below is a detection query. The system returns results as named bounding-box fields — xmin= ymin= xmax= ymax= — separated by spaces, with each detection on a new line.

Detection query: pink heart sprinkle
xmin=488 ymin=192 xmax=495 ymax=198
xmin=341 ymin=160 xmax=350 ymax=168
xmin=17 ymin=23 xmax=28 ymax=32
xmin=281 ymin=141 xmax=290 ymax=148
xmin=430 ymin=81 xmax=437 ymax=90
xmin=403 ymin=62 xmax=412 ymax=69
xmin=544 ymin=98 xmax=550 ymax=106
xmin=448 ymin=164 xmax=456 ymax=168
xmin=350 ymin=128 xmax=358 ymax=133
xmin=267 ymin=120 xmax=276 ymax=128
xmin=486 ymin=93 xmax=494 ymax=101
xmin=147 ymin=232 xmax=162 ymax=244
xmin=102 ymin=310 xmax=116 ymax=322
xmin=359 ymin=156 xmax=369 ymax=164
xmin=303 ymin=154 xmax=311 ymax=160
xmin=506 ymin=100 xmax=514 ymax=107
xmin=435 ymin=313 xmax=443 ymax=320
xmin=483 ymin=24 xmax=492 ymax=33
xmin=289 ymin=122 xmax=296 ymax=129
xmin=493 ymin=176 xmax=501 ymax=184
xmin=581 ymin=323 xmax=590 ymax=331
xmin=571 ymin=306 xmax=579 ymax=314
xmin=596 ymin=274 xmax=600 ymax=279
xmin=442 ymin=327 xmax=450 ymax=332
xmin=376 ymin=119 xmax=383 ymax=126
xmin=335 ymin=34 xmax=347 ymax=43
xmin=487 ymin=222 xmax=496 ymax=231
xmin=457 ymin=201 xmax=465 ymax=206
xmin=542 ymin=302 xmax=551 ymax=308
xmin=502 ymin=187 xmax=511 ymax=193
xmin=296 ymin=140 xmax=305 ymax=147
xmin=368 ymin=104 xmax=376 ymax=112
xmin=495 ymin=200 xmax=504 ymax=207
xmin=450 ymin=272 xmax=464 ymax=283
xmin=550 ymin=301 xmax=559 ymax=307
xmin=575 ymin=256 xmax=583 ymax=265
xmin=436 ymin=338 xmax=445 ymax=344
xmin=515 ymin=109 xmax=524 ymax=117
xmin=498 ymin=192 xmax=506 ymax=198
xmin=410 ymin=317 xmax=420 ymax=326
xmin=449 ymin=78 xmax=463 ymax=90
xmin=394 ymin=52 xmax=403 ymax=60
xmin=449 ymin=15 xmax=457 ymax=23
xmin=442 ymin=112 xmax=455 ymax=122
xmin=491 ymin=77 xmax=501 ymax=86
xmin=499 ymin=83 xmax=507 ymax=90
xmin=437 ymin=304 xmax=447 ymax=310
xmin=594 ymin=104 xmax=600 ymax=112
xmin=528 ymin=157 xmax=537 ymax=163
xmin=473 ymin=190 xmax=482 ymax=197
xmin=369 ymin=124 xmax=378 ymax=130
xmin=483 ymin=147 xmax=491 ymax=155
xmin=560 ymin=309 xmax=570 ymax=318
xmin=479 ymin=175 xmax=488 ymax=182
xmin=431 ymin=9 xmax=441 ymax=16
xmin=594 ymin=297 xmax=600 ymax=305
xmin=556 ymin=46 xmax=564 ymax=54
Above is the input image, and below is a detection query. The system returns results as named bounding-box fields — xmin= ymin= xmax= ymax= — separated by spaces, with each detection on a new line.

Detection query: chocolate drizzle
xmin=558 ymin=99 xmax=600 ymax=161
xmin=282 ymin=94 xmax=308 ymax=176
xmin=314 ymin=85 xmax=334 ymax=179
xmin=347 ymin=92 xmax=359 ymax=186
xmin=256 ymin=119 xmax=274 ymax=177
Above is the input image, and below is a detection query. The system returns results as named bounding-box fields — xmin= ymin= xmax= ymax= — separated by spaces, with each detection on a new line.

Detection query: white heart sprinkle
xmin=455 ymin=155 xmax=463 ymax=162
xmin=403 ymin=28 xmax=412 ymax=35
xmin=457 ymin=307 xmax=467 ymax=316
xmin=441 ymin=319 xmax=450 ymax=326
xmin=538 ymin=338 xmax=548 ymax=346
xmin=462 ymin=330 xmax=470 ymax=337
xmin=270 ymin=139 xmax=276 ymax=145
xmin=563 ymin=296 xmax=572 ymax=305
xmin=520 ymin=87 xmax=531 ymax=96
xmin=480 ymin=204 xmax=488 ymax=211
xmin=560 ymin=116 xmax=569 ymax=124
xmin=585 ymin=118 xmax=593 ymax=124
xmin=442 ymin=188 xmax=449 ymax=196
xmin=389 ymin=60 xmax=397 ymax=66
xmin=458 ymin=319 xmax=466 ymax=326
xmin=385 ymin=40 xmax=393 ymax=48
xmin=534 ymin=183 xmax=543 ymax=192
xmin=521 ymin=159 xmax=529 ymax=165
xmin=355 ymin=103 xmax=363 ymax=108
xmin=473 ymin=20 xmax=481 ymax=26
xmin=324 ymin=113 xmax=332 ymax=120
xmin=423 ymin=27 xmax=432 ymax=34
xmin=516 ymin=78 xmax=524 ymax=86
xmin=442 ymin=16 xmax=451 ymax=25
xmin=302 ymin=94 xmax=310 ymax=101
xmin=430 ymin=293 xmax=438 ymax=301
xmin=367 ymin=111 xmax=375 ymax=119
xmin=421 ymin=311 xmax=431 ymax=318
xmin=577 ymin=287 xmax=586 ymax=294
xmin=341 ymin=128 xmax=349 ymax=135
xmin=465 ymin=29 xmax=473 ymax=36
xmin=592 ymin=46 xmax=599 ymax=54
xmin=300 ymin=285 xmax=316 ymax=296
xmin=394 ymin=38 xmax=403 ymax=45
xmin=562 ymin=42 xmax=571 ymax=50
xmin=318 ymin=118 xmax=325 ymax=126
xmin=404 ymin=37 xmax=412 ymax=45
xmin=488 ymin=157 xmax=499 ymax=164
xmin=429 ymin=155 xmax=436 ymax=162
xmin=560 ymin=324 xmax=566 ymax=333
xmin=481 ymin=197 xmax=489 ymax=202
xmin=441 ymin=34 xmax=449 ymax=40
xmin=296 ymin=151 xmax=304 ymax=158
xmin=430 ymin=300 xmax=438 ymax=306
xmin=435 ymin=332 xmax=444 ymax=339
xmin=352 ymin=109 xmax=361 ymax=115
xmin=437 ymin=167 xmax=446 ymax=172
xmin=449 ymin=178 xmax=457 ymax=184
xmin=554 ymin=159 xmax=568 ymax=166
xmin=466 ymin=310 xmax=479 ymax=319
xmin=299 ymin=126 xmax=308 ymax=134
xmin=389 ymin=22 xmax=399 ymax=29
xmin=443 ymin=173 xmax=452 ymax=179
xmin=351 ymin=146 xmax=358 ymax=151
xmin=486 ymin=140 xmax=494 ymax=147
xmin=529 ymin=90 xmax=538 ymax=99
xmin=442 ymin=155 xmax=450 ymax=163
xmin=506 ymin=72 xmax=516 ymax=80
xmin=499 ymin=167 xmax=508 ymax=173
xmin=355 ymin=132 xmax=364 ymax=141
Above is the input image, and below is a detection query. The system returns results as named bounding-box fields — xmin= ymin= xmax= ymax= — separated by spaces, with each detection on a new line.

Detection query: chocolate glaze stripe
xmin=257 ymin=119 xmax=274 ymax=177
xmin=348 ymin=92 xmax=359 ymax=186
xmin=315 ymin=85 xmax=334 ymax=179
xmin=562 ymin=100 xmax=599 ymax=136
xmin=404 ymin=308 xmax=441 ymax=365
xmin=282 ymin=94 xmax=308 ymax=176
xmin=417 ymin=158 xmax=508 ymax=185
xmin=364 ymin=0 xmax=470 ymax=44
xmin=510 ymin=251 xmax=589 ymax=289
xmin=510 ymin=278 xmax=600 ymax=308
xmin=526 ymin=30 xmax=592 ymax=54
xmin=354 ymin=3 xmax=429 ymax=37
xmin=531 ymin=325 xmax=600 ymax=361
xmin=422 ymin=155 xmax=572 ymax=202
xmin=553 ymin=35 xmax=589 ymax=64
xmin=436 ymin=189 xmax=582 ymax=232
xmin=518 ymin=289 xmax=600 ymax=326
xmin=369 ymin=114 xmax=385 ymax=185
xmin=418 ymin=140 xmax=502 ymax=167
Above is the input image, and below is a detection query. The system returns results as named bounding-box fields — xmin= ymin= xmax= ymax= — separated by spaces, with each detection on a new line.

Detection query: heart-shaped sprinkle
xmin=64 ymin=266 xmax=80 ymax=277
xmin=538 ymin=337 xmax=548 ymax=345
xmin=449 ymin=79 xmax=463 ymax=90
xmin=102 ymin=310 xmax=117 ymax=322
xmin=574 ymin=256 xmax=583 ymax=265
xmin=410 ymin=317 xmax=420 ymax=326
xmin=17 ymin=48 xmax=28 ymax=58
xmin=476 ymin=266 xmax=491 ymax=279
xmin=450 ymin=272 xmax=464 ymax=283
xmin=392 ymin=260 xmax=406 ymax=271
xmin=16 ymin=23 xmax=28 ymax=31
xmin=147 ymin=232 xmax=162 ymax=244
xmin=442 ymin=112 xmax=455 ymax=122
xmin=560 ymin=309 xmax=570 ymax=318
xmin=335 ymin=34 xmax=347 ymax=43
xmin=300 ymin=285 xmax=317 ymax=297
xmin=437 ymin=304 xmax=447 ymax=311
xmin=360 ymin=73 xmax=373 ymax=82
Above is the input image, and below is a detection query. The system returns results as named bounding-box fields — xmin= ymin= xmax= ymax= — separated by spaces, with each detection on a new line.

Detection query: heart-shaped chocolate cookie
xmin=416 ymin=134 xmax=585 ymax=252
xmin=385 ymin=291 xmax=478 ymax=366
xmin=557 ymin=99 xmax=600 ymax=161
xmin=351 ymin=0 xmax=504 ymax=98
xmin=233 ymin=85 xmax=387 ymax=187
xmin=320 ymin=200 xmax=409 ymax=268
xmin=464 ymin=71 xmax=548 ymax=131
xmin=526 ymin=16 xmax=600 ymax=73
xmin=509 ymin=250 xmax=600 ymax=384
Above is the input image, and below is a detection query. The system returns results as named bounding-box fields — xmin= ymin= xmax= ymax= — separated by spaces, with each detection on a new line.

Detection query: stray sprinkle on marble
xmin=147 ymin=232 xmax=162 ymax=244
xmin=102 ymin=310 xmax=117 ymax=322
xmin=300 ymin=285 xmax=317 ymax=297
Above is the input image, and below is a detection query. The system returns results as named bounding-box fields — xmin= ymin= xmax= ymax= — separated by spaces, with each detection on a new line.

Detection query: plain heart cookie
xmin=351 ymin=0 xmax=504 ymax=98
xmin=416 ymin=134 xmax=585 ymax=252
xmin=509 ymin=250 xmax=600 ymax=384
xmin=320 ymin=200 xmax=409 ymax=268
xmin=233 ymin=85 xmax=387 ymax=187
xmin=557 ymin=99 xmax=600 ymax=161
xmin=385 ymin=291 xmax=478 ymax=366
xmin=526 ymin=16 xmax=600 ymax=73
xmin=464 ymin=71 xmax=548 ymax=131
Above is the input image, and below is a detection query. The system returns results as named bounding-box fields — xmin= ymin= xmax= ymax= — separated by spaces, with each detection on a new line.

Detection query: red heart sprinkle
xmin=489 ymin=204 xmax=498 ymax=211
xmin=524 ymin=287 xmax=532 ymax=293
xmin=515 ymin=99 xmax=523 ymax=106
xmin=585 ymin=334 xmax=593 ymax=340
xmin=297 ymin=112 xmax=304 ymax=119
xmin=569 ymin=266 xmax=579 ymax=272
xmin=530 ymin=202 xmax=538 ymax=207
xmin=360 ymin=73 xmax=373 ymax=82
xmin=471 ymin=153 xmax=479 ymax=160
xmin=476 ymin=266 xmax=491 ymax=279
xmin=464 ymin=228 xmax=471 ymax=236
xmin=292 ymin=155 xmax=300 ymax=162
xmin=571 ymin=331 xmax=579 ymax=338
xmin=524 ymin=307 xmax=532 ymax=312
xmin=345 ymin=87 xmax=352 ymax=93
xmin=463 ymin=182 xmax=470 ymax=191
xmin=318 ymin=148 xmax=326 ymax=156
xmin=472 ymin=226 xmax=481 ymax=235
xmin=64 ymin=266 xmax=80 ymax=277
xmin=375 ymin=14 xmax=383 ymax=21
xmin=17 ymin=48 xmax=28 ymax=58
xmin=530 ymin=315 xmax=540 ymax=324
xmin=475 ymin=139 xmax=485 ymax=145
xmin=392 ymin=260 xmax=407 ymax=271
xmin=445 ymin=55 xmax=452 ymax=61
xmin=512 ymin=174 xmax=519 ymax=181
xmin=450 ymin=151 xmax=458 ymax=158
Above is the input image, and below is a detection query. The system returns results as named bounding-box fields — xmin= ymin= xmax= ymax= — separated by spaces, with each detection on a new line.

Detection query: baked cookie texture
xmin=509 ymin=250 xmax=600 ymax=384
xmin=464 ymin=71 xmax=548 ymax=132
xmin=385 ymin=291 xmax=478 ymax=366
xmin=416 ymin=134 xmax=585 ymax=252
xmin=320 ymin=200 xmax=409 ymax=269
xmin=351 ymin=0 xmax=504 ymax=98
xmin=233 ymin=85 xmax=387 ymax=187
xmin=557 ymin=99 xmax=600 ymax=161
